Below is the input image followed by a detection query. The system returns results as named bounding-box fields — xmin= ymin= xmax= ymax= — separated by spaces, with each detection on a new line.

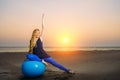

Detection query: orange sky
xmin=0 ymin=0 xmax=120 ymax=47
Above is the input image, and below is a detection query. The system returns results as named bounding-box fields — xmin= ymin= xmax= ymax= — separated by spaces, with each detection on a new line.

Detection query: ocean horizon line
xmin=0 ymin=46 xmax=120 ymax=48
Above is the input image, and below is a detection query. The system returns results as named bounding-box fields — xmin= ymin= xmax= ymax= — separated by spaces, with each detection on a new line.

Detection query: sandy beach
xmin=0 ymin=50 xmax=120 ymax=80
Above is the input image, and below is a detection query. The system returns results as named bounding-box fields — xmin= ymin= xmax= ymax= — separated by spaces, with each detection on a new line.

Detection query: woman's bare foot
xmin=68 ymin=69 xmax=75 ymax=74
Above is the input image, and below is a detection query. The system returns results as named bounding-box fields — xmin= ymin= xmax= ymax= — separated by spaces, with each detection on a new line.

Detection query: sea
xmin=0 ymin=47 xmax=120 ymax=52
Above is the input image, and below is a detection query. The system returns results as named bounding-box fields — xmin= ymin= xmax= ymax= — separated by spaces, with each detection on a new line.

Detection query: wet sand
xmin=0 ymin=50 xmax=120 ymax=80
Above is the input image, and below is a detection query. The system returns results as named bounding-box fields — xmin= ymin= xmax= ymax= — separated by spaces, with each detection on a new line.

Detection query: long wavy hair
xmin=29 ymin=29 xmax=40 ymax=53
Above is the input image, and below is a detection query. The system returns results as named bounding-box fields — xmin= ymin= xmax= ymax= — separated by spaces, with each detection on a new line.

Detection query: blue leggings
xmin=26 ymin=53 xmax=69 ymax=73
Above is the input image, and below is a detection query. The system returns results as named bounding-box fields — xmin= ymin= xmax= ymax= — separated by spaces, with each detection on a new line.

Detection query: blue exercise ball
xmin=21 ymin=59 xmax=46 ymax=77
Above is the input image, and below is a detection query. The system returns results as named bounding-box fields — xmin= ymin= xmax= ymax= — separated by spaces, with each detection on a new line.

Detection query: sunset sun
xmin=63 ymin=37 xmax=69 ymax=43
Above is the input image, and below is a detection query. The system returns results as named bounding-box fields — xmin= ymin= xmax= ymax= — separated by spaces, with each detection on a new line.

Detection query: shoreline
xmin=0 ymin=49 xmax=120 ymax=53
xmin=0 ymin=47 xmax=120 ymax=53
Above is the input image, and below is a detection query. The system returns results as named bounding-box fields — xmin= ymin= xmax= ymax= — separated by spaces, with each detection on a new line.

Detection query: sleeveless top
xmin=33 ymin=38 xmax=50 ymax=59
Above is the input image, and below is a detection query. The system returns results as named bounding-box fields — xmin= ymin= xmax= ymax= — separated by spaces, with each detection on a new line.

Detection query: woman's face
xmin=35 ymin=30 xmax=40 ymax=38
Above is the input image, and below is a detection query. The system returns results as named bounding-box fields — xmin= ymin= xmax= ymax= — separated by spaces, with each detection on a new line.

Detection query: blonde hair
xmin=29 ymin=29 xmax=40 ymax=53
